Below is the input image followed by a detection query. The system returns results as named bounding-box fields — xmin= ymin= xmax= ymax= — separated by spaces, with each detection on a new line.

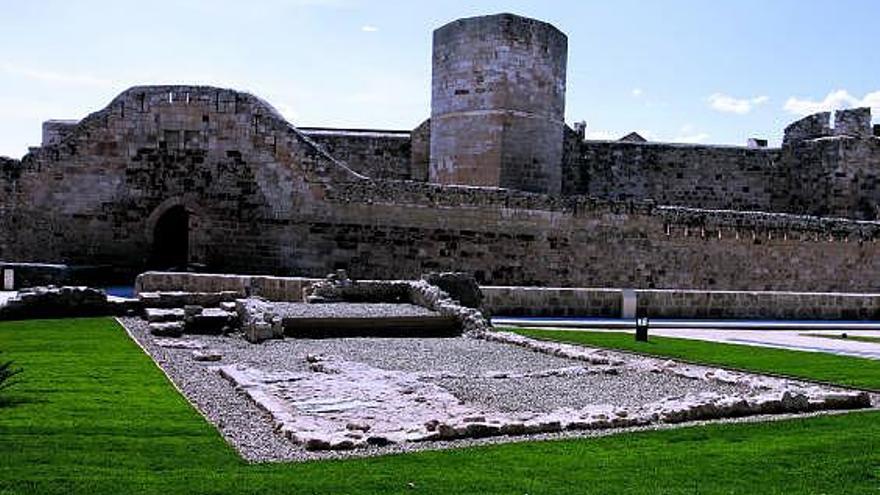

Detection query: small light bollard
xmin=635 ymin=317 xmax=649 ymax=342
xmin=2 ymin=269 xmax=13 ymax=291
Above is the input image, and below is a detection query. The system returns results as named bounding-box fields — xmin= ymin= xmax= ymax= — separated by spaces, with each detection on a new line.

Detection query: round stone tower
xmin=429 ymin=13 xmax=568 ymax=194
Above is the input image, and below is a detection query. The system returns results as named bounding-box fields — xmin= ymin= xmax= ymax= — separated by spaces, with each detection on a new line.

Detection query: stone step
xmin=144 ymin=307 xmax=185 ymax=323
xmin=184 ymin=307 xmax=237 ymax=335
xmin=149 ymin=321 xmax=184 ymax=337
xmin=192 ymin=349 xmax=222 ymax=362
xmin=138 ymin=291 xmax=239 ymax=309
xmin=107 ymin=296 xmax=143 ymax=316
xmin=282 ymin=315 xmax=460 ymax=339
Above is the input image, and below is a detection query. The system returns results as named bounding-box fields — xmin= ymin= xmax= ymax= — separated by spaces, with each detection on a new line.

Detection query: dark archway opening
xmin=149 ymin=205 xmax=189 ymax=270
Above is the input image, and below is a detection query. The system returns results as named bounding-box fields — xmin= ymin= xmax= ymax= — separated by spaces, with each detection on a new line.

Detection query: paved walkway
xmin=640 ymin=328 xmax=880 ymax=360
xmin=496 ymin=319 xmax=880 ymax=360
xmin=0 ymin=291 xmax=16 ymax=308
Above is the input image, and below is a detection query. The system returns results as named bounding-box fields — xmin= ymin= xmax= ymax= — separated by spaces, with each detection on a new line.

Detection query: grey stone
xmin=145 ymin=307 xmax=185 ymax=323
xmin=422 ymin=272 xmax=483 ymax=309
xmin=192 ymin=350 xmax=222 ymax=362
xmin=149 ymin=321 xmax=184 ymax=337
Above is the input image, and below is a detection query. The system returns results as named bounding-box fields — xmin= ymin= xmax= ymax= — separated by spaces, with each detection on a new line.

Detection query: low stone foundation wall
xmin=482 ymin=287 xmax=623 ymax=317
xmin=137 ymin=273 xmax=880 ymax=321
xmin=483 ymin=286 xmax=880 ymax=320
xmin=0 ymin=286 xmax=142 ymax=320
xmin=135 ymin=272 xmax=320 ymax=301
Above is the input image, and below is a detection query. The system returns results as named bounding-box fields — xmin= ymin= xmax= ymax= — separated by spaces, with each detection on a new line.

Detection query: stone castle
xmin=2 ymin=13 xmax=880 ymax=290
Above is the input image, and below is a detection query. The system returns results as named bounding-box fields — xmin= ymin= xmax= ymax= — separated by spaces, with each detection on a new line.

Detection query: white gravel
xmin=272 ymin=302 xmax=439 ymax=319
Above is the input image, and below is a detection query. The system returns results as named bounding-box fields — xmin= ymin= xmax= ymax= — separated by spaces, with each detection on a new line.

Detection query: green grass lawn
xmin=510 ymin=328 xmax=880 ymax=390
xmin=0 ymin=318 xmax=877 ymax=494
xmin=801 ymin=333 xmax=880 ymax=345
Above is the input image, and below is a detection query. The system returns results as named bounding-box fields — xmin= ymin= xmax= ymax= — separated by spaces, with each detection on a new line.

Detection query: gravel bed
xmin=119 ymin=317 xmax=875 ymax=463
xmin=272 ymin=302 xmax=438 ymax=319
xmin=437 ymin=373 xmax=740 ymax=412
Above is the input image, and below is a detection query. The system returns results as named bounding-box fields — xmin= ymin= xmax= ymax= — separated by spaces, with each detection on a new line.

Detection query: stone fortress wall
xmin=298 ymin=127 xmax=413 ymax=180
xmin=2 ymin=13 xmax=880 ymax=292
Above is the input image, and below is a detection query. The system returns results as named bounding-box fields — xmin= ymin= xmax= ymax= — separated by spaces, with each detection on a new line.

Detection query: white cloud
xmin=1 ymin=63 xmax=114 ymax=88
xmin=361 ymin=25 xmax=379 ymax=32
xmin=784 ymin=89 xmax=880 ymax=116
xmin=672 ymin=124 xmax=709 ymax=143
xmin=673 ymin=132 xmax=710 ymax=143
xmin=581 ymin=128 xmax=657 ymax=141
xmin=631 ymin=88 xmax=643 ymax=98
xmin=707 ymin=93 xmax=769 ymax=115
xmin=584 ymin=129 xmax=617 ymax=140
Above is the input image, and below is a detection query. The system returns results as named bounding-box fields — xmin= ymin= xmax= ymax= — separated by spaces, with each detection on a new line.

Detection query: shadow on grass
xmin=0 ymin=395 xmax=33 ymax=408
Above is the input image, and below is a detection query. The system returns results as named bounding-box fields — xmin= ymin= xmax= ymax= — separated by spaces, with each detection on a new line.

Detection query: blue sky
xmin=1 ymin=0 xmax=878 ymax=157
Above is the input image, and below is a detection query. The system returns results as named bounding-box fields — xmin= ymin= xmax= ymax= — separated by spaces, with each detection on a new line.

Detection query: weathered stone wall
xmin=5 ymin=85 xmax=880 ymax=293
xmin=564 ymin=136 xmax=783 ymax=211
xmin=41 ymin=120 xmax=79 ymax=147
xmin=300 ymin=128 xmax=413 ymax=180
xmin=776 ymin=116 xmax=880 ymax=220
xmin=430 ymin=13 xmax=567 ymax=193
xmin=483 ymin=286 xmax=622 ymax=317
xmin=410 ymin=119 xmax=431 ymax=182
xmin=562 ymin=111 xmax=880 ymax=220
xmin=135 ymin=271 xmax=320 ymax=301
xmin=0 ymin=85 xmax=364 ymax=273
xmin=484 ymin=285 xmax=880 ymax=320
xmin=0 ymin=156 xmax=22 ymax=258
xmin=783 ymin=112 xmax=832 ymax=146
xmin=834 ymin=108 xmax=873 ymax=138
xmin=135 ymin=272 xmax=880 ymax=321
xmin=314 ymin=181 xmax=880 ymax=291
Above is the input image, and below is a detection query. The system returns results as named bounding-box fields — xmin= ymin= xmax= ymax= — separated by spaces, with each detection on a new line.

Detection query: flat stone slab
xmin=138 ymin=291 xmax=239 ymax=308
xmin=185 ymin=308 xmax=236 ymax=335
xmin=262 ymin=302 xmax=459 ymax=338
xmin=145 ymin=307 xmax=185 ymax=323
xmin=149 ymin=321 xmax=184 ymax=337
xmin=193 ymin=350 xmax=222 ymax=362
xmin=154 ymin=338 xmax=206 ymax=349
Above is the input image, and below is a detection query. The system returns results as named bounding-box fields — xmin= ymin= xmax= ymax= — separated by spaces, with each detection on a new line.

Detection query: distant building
xmin=619 ymin=132 xmax=647 ymax=143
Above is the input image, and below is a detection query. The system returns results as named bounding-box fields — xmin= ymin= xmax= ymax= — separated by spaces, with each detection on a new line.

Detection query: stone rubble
xmin=149 ymin=321 xmax=185 ymax=337
xmin=144 ymin=307 xmax=185 ymax=323
xmin=153 ymin=338 xmax=207 ymax=350
xmin=241 ymin=272 xmax=491 ymax=343
xmin=0 ymin=285 xmax=140 ymax=320
xmin=184 ymin=306 xmax=236 ymax=335
xmin=236 ymin=297 xmax=283 ymax=343
xmin=192 ymin=350 xmax=223 ymax=362
xmin=138 ymin=291 xmax=240 ymax=309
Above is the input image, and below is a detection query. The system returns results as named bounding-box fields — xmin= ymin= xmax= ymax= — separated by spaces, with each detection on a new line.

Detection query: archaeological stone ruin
xmin=1 ymin=13 xmax=879 ymax=458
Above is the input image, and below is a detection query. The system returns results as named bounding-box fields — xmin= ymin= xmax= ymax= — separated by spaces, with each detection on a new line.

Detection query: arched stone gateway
xmin=148 ymin=205 xmax=190 ymax=270
xmin=145 ymin=197 xmax=207 ymax=271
